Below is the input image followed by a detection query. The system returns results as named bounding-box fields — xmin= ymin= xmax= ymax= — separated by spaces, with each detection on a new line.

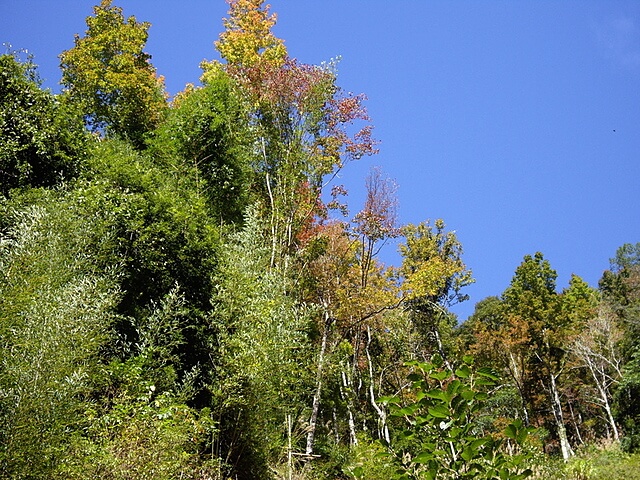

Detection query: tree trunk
xmin=340 ymin=363 xmax=358 ymax=446
xmin=366 ymin=326 xmax=390 ymax=444
xmin=549 ymin=372 xmax=574 ymax=461
xmin=584 ymin=353 xmax=620 ymax=441
xmin=508 ymin=351 xmax=530 ymax=426
xmin=305 ymin=309 xmax=330 ymax=455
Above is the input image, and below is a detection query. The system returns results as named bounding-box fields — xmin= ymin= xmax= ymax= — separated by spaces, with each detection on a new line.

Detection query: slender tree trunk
xmin=366 ymin=326 xmax=390 ymax=444
xmin=567 ymin=399 xmax=584 ymax=446
xmin=584 ymin=356 xmax=620 ymax=441
xmin=549 ymin=372 xmax=574 ymax=461
xmin=508 ymin=351 xmax=530 ymax=426
xmin=305 ymin=309 xmax=330 ymax=455
xmin=340 ymin=364 xmax=358 ymax=446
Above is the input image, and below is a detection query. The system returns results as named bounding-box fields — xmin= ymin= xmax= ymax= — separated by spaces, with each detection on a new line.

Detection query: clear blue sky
xmin=2 ymin=1 xmax=639 ymax=320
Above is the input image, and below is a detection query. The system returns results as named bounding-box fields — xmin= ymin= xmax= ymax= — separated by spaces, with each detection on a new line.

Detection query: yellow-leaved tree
xmin=59 ymin=0 xmax=167 ymax=147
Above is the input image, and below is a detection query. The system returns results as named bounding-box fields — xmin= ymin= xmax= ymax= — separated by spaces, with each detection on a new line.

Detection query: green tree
xmin=210 ymin=207 xmax=313 ymax=479
xmin=400 ymin=219 xmax=474 ymax=365
xmin=502 ymin=253 xmax=583 ymax=461
xmin=150 ymin=68 xmax=252 ymax=224
xmin=203 ymin=0 xmax=378 ymax=266
xmin=600 ymin=243 xmax=640 ymax=451
xmin=0 ymin=52 xmax=86 ymax=195
xmin=59 ymin=0 xmax=167 ymax=147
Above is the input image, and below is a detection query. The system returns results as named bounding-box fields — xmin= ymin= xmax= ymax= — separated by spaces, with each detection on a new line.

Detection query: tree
xmin=150 ymin=68 xmax=252 ymax=224
xmin=600 ymin=243 xmax=640 ymax=451
xmin=399 ymin=219 xmax=474 ymax=365
xmin=300 ymin=168 xmax=408 ymax=451
xmin=502 ymin=253 xmax=581 ymax=461
xmin=59 ymin=0 xmax=167 ymax=147
xmin=203 ymin=0 xmax=377 ymax=266
xmin=0 ymin=52 xmax=86 ymax=195
xmin=214 ymin=0 xmax=287 ymax=68
xmin=569 ymin=303 xmax=623 ymax=441
xmin=209 ymin=207 xmax=313 ymax=479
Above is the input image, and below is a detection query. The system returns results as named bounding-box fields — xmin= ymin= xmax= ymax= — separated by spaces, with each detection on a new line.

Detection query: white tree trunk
xmin=305 ymin=309 xmax=330 ymax=455
xmin=549 ymin=372 xmax=574 ymax=461
xmin=366 ymin=326 xmax=390 ymax=444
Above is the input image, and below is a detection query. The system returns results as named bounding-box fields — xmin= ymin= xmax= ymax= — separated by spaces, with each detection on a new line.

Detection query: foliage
xmin=209 ymin=207 xmax=314 ymax=479
xmin=399 ymin=219 xmax=474 ymax=364
xmin=2 ymin=1 xmax=640 ymax=478
xmin=0 ymin=52 xmax=86 ymax=194
xmin=0 ymin=190 xmax=120 ymax=478
xmin=379 ymin=355 xmax=535 ymax=480
xmin=59 ymin=0 xmax=167 ymax=146
xmin=150 ymin=68 xmax=252 ymax=224
xmin=214 ymin=0 xmax=287 ymax=68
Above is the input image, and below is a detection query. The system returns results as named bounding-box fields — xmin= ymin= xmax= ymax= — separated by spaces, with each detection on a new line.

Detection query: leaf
xmin=461 ymin=447 xmax=476 ymax=462
xmin=431 ymin=353 xmax=444 ymax=368
xmin=474 ymin=377 xmax=496 ymax=386
xmin=461 ymin=389 xmax=476 ymax=401
xmin=516 ymin=426 xmax=530 ymax=444
xmin=378 ymin=395 xmax=399 ymax=405
xmin=413 ymin=451 xmax=433 ymax=463
xmin=455 ymin=364 xmax=471 ymax=378
xmin=426 ymin=389 xmax=447 ymax=401
xmin=428 ymin=404 xmax=450 ymax=419
xmin=429 ymin=370 xmax=450 ymax=382
xmin=504 ymin=423 xmax=517 ymax=440
xmin=476 ymin=367 xmax=500 ymax=381
xmin=471 ymin=438 xmax=489 ymax=450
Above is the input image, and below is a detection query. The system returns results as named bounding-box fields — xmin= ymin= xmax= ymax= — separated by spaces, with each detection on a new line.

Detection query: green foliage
xmin=380 ymin=355 xmax=535 ymax=480
xmin=81 ymin=139 xmax=220 ymax=320
xmin=615 ymin=353 xmax=640 ymax=452
xmin=209 ymin=207 xmax=314 ymax=479
xmin=150 ymin=69 xmax=252 ymax=224
xmin=344 ymin=435 xmax=399 ymax=480
xmin=399 ymin=220 xmax=474 ymax=362
xmin=59 ymin=0 xmax=167 ymax=146
xmin=60 ymin=358 xmax=219 ymax=479
xmin=5 ymin=2 xmax=640 ymax=478
xmin=537 ymin=443 xmax=640 ymax=480
xmin=0 ymin=190 xmax=120 ymax=478
xmin=502 ymin=251 xmax=558 ymax=325
xmin=0 ymin=52 xmax=87 ymax=194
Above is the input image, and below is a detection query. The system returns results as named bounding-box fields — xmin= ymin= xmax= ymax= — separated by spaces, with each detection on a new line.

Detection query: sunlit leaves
xmin=399 ymin=220 xmax=473 ymax=307
xmin=215 ymin=0 xmax=287 ymax=68
xmin=59 ymin=0 xmax=167 ymax=147
xmin=383 ymin=357 xmax=534 ymax=480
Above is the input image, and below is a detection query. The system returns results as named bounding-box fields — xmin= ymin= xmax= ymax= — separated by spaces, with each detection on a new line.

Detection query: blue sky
xmin=2 ymin=1 xmax=639 ymax=320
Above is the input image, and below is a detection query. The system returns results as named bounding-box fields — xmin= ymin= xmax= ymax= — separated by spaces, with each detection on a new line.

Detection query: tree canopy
xmin=1 ymin=1 xmax=639 ymax=479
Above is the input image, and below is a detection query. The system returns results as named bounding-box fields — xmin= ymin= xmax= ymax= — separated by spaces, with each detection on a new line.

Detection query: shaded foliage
xmin=0 ymin=52 xmax=86 ymax=194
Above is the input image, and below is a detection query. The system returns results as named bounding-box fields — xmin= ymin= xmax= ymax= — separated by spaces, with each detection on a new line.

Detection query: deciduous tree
xmin=60 ymin=0 xmax=167 ymax=147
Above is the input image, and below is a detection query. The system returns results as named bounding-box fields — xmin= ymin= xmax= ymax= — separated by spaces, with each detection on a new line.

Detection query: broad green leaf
xmin=413 ymin=451 xmax=433 ymax=463
xmin=456 ymin=364 xmax=471 ymax=378
xmin=429 ymin=370 xmax=450 ymax=381
xmin=462 ymin=354 xmax=474 ymax=365
xmin=428 ymin=404 xmax=450 ymax=419
xmin=476 ymin=367 xmax=500 ymax=381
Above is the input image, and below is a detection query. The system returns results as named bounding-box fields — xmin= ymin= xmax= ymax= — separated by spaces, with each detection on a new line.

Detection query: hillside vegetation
xmin=1 ymin=1 xmax=639 ymax=478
